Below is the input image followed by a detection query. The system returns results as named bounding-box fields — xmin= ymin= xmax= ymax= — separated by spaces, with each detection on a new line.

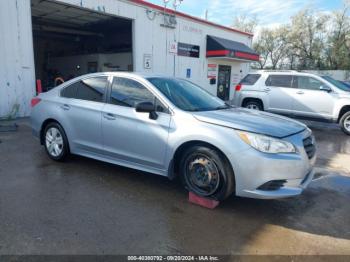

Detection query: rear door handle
xmin=103 ymin=113 xmax=117 ymax=120
xmin=264 ymin=88 xmax=271 ymax=92
xmin=60 ymin=104 xmax=70 ymax=111
xmin=296 ymin=91 xmax=304 ymax=95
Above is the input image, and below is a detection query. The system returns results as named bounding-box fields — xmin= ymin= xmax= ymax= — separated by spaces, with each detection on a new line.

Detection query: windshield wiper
xmin=188 ymin=104 xmax=232 ymax=112
xmin=188 ymin=108 xmax=208 ymax=112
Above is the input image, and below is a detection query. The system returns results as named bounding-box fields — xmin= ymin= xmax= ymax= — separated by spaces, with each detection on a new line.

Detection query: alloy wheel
xmin=45 ymin=127 xmax=64 ymax=157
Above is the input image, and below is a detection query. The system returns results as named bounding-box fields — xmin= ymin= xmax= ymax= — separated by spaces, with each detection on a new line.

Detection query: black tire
xmin=179 ymin=146 xmax=235 ymax=201
xmin=340 ymin=111 xmax=350 ymax=135
xmin=244 ymin=100 xmax=263 ymax=111
xmin=43 ymin=122 xmax=69 ymax=161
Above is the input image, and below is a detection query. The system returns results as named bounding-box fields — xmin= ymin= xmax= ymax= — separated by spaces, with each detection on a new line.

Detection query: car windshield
xmin=147 ymin=77 xmax=230 ymax=112
xmin=321 ymin=76 xmax=350 ymax=91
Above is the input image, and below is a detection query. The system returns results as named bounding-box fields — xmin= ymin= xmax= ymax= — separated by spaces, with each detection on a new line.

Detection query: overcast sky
xmin=145 ymin=0 xmax=344 ymax=28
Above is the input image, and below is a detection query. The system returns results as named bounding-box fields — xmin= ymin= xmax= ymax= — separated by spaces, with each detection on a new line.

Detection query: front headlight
xmin=237 ymin=131 xmax=296 ymax=154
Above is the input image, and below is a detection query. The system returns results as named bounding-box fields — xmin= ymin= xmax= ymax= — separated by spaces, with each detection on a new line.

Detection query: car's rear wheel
xmin=180 ymin=146 xmax=235 ymax=201
xmin=44 ymin=122 xmax=69 ymax=161
xmin=244 ymin=100 xmax=263 ymax=111
xmin=340 ymin=111 xmax=350 ymax=135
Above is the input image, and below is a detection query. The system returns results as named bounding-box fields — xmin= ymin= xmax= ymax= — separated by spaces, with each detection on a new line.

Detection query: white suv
xmin=233 ymin=70 xmax=350 ymax=135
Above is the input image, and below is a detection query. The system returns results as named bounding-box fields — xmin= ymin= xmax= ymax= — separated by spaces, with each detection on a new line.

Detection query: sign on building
xmin=169 ymin=41 xmax=178 ymax=54
xmin=143 ymin=54 xmax=152 ymax=69
xmin=178 ymin=43 xmax=200 ymax=58
xmin=207 ymin=64 xmax=217 ymax=78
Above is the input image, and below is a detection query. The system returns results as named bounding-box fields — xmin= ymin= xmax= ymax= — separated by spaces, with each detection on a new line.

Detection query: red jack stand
xmin=188 ymin=192 xmax=220 ymax=209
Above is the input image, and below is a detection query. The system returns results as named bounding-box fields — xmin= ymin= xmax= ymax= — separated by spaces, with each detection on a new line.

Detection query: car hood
xmin=192 ymin=108 xmax=306 ymax=138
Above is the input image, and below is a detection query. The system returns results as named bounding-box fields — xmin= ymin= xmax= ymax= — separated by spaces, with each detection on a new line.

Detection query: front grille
xmin=257 ymin=180 xmax=287 ymax=191
xmin=303 ymin=136 xmax=316 ymax=159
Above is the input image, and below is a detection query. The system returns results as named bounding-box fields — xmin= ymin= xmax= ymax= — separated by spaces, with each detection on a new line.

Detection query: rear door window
xmin=61 ymin=77 xmax=108 ymax=102
xmin=240 ymin=74 xmax=261 ymax=85
xmin=265 ymin=75 xmax=293 ymax=88
xmin=61 ymin=83 xmax=77 ymax=98
xmin=75 ymin=77 xmax=107 ymax=102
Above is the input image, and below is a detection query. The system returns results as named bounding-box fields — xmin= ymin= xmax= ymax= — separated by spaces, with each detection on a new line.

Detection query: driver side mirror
xmin=320 ymin=85 xmax=331 ymax=93
xmin=135 ymin=102 xmax=158 ymax=120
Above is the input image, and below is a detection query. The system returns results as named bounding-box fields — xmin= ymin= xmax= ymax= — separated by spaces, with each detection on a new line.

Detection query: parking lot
xmin=0 ymin=118 xmax=349 ymax=255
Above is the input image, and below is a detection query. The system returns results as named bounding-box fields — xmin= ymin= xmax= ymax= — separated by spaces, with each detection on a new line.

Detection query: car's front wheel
xmin=340 ymin=111 xmax=350 ymax=135
xmin=180 ymin=146 xmax=235 ymax=201
xmin=44 ymin=122 xmax=69 ymax=161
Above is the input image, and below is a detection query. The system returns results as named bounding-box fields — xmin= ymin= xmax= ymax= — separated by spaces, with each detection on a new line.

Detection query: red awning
xmin=206 ymin=35 xmax=259 ymax=62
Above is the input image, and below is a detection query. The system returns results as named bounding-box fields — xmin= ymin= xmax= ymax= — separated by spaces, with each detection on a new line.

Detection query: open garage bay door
xmin=31 ymin=0 xmax=133 ymax=90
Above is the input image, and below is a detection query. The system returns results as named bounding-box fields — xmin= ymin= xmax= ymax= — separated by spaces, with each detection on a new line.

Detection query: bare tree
xmin=267 ymin=27 xmax=289 ymax=69
xmin=246 ymin=2 xmax=350 ymax=70
xmin=252 ymin=27 xmax=288 ymax=69
xmin=253 ymin=39 xmax=269 ymax=69
xmin=286 ymin=9 xmax=329 ymax=69
xmin=231 ymin=14 xmax=258 ymax=34
xmin=326 ymin=0 xmax=350 ymax=69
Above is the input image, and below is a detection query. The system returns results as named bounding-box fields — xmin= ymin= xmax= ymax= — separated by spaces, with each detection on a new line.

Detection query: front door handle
xmin=264 ymin=88 xmax=271 ymax=92
xmin=60 ymin=104 xmax=70 ymax=111
xmin=103 ymin=113 xmax=117 ymax=120
xmin=296 ymin=91 xmax=304 ymax=95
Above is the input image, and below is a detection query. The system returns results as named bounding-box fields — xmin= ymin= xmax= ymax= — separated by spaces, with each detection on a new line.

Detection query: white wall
xmin=54 ymin=0 xmax=254 ymax=100
xmin=204 ymin=59 xmax=247 ymax=99
xmin=0 ymin=0 xmax=36 ymax=119
xmin=0 ymin=0 xmax=254 ymax=118
xmin=131 ymin=2 xmax=253 ymax=100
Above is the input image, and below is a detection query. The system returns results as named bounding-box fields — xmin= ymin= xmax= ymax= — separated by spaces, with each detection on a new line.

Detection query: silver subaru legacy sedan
xmin=31 ymin=72 xmax=316 ymax=201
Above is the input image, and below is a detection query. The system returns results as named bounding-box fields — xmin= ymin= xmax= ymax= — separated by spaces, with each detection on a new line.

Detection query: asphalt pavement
xmin=0 ymin=118 xmax=349 ymax=255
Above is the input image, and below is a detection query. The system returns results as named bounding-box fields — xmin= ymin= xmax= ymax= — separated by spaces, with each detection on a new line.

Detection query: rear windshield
xmin=240 ymin=74 xmax=261 ymax=85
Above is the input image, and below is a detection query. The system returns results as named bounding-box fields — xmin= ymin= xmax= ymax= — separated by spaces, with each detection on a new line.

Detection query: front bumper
xmin=228 ymin=129 xmax=316 ymax=199
xmin=240 ymin=169 xmax=315 ymax=199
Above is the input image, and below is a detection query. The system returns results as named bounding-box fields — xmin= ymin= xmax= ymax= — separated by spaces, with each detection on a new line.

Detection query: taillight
xmin=31 ymin=97 xmax=41 ymax=107
xmin=235 ymin=84 xmax=242 ymax=91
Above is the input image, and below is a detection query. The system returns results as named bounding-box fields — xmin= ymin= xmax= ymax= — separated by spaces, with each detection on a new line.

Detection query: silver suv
xmin=233 ymin=70 xmax=350 ymax=135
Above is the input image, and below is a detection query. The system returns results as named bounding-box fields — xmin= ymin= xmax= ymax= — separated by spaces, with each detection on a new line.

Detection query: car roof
xmin=77 ymin=72 xmax=174 ymax=79
xmin=252 ymin=70 xmax=323 ymax=77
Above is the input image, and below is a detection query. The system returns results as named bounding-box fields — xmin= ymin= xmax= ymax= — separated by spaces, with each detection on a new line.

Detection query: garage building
xmin=0 ymin=0 xmax=258 ymax=119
